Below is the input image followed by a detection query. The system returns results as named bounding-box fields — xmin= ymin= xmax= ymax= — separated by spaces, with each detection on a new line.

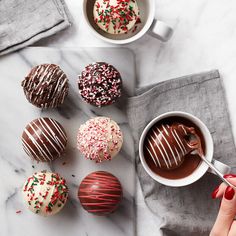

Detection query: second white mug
xmin=82 ymin=0 xmax=173 ymax=44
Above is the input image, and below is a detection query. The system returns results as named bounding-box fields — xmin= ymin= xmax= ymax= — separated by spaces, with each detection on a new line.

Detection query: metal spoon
xmin=193 ymin=150 xmax=234 ymax=188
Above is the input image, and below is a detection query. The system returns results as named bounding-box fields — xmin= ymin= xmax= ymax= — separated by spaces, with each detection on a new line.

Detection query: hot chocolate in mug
xmin=139 ymin=111 xmax=231 ymax=187
xmin=83 ymin=0 xmax=173 ymax=44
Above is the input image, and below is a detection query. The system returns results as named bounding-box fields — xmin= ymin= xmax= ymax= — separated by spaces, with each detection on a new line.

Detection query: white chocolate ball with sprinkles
xmin=78 ymin=62 xmax=122 ymax=107
xmin=22 ymin=171 xmax=68 ymax=216
xmin=93 ymin=0 xmax=140 ymax=34
xmin=77 ymin=117 xmax=123 ymax=163
xmin=21 ymin=117 xmax=67 ymax=162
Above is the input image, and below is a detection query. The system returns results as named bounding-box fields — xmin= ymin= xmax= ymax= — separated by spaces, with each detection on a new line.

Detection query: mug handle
xmin=208 ymin=159 xmax=231 ymax=175
xmin=148 ymin=19 xmax=173 ymax=42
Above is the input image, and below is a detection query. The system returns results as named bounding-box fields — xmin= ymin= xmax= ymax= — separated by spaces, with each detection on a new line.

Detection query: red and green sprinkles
xmin=94 ymin=0 xmax=141 ymax=34
xmin=23 ymin=171 xmax=68 ymax=216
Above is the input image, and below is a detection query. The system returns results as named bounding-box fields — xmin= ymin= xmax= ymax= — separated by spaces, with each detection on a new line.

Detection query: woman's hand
xmin=210 ymin=175 xmax=236 ymax=236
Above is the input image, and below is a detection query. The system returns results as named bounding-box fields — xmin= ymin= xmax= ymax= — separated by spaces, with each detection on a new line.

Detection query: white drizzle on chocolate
xmin=145 ymin=123 xmax=202 ymax=170
xmin=22 ymin=117 xmax=67 ymax=162
xmin=21 ymin=64 xmax=69 ymax=108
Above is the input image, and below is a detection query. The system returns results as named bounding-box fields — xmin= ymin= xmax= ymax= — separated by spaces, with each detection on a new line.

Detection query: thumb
xmin=210 ymin=186 xmax=236 ymax=236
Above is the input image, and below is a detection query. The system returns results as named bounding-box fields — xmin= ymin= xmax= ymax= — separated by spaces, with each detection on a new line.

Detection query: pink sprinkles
xmin=77 ymin=117 xmax=123 ymax=163
xmin=78 ymin=62 xmax=122 ymax=107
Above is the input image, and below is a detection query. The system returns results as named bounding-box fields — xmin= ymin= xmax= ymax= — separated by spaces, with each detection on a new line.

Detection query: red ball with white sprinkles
xmin=78 ymin=62 xmax=122 ymax=107
xmin=78 ymin=171 xmax=123 ymax=216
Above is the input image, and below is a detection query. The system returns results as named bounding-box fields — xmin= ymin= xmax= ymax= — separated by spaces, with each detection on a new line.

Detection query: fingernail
xmin=212 ymin=186 xmax=219 ymax=199
xmin=224 ymin=186 xmax=235 ymax=200
xmin=224 ymin=174 xmax=236 ymax=178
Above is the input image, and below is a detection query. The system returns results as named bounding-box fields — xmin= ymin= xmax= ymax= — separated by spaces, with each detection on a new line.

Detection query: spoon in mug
xmin=188 ymin=133 xmax=235 ymax=188
xmin=191 ymin=150 xmax=234 ymax=188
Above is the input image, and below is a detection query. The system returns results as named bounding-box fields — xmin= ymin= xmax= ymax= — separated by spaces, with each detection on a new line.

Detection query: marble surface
xmin=0 ymin=47 xmax=136 ymax=236
xmin=4 ymin=0 xmax=236 ymax=235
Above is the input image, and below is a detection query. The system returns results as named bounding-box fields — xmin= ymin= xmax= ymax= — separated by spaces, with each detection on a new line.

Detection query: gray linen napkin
xmin=126 ymin=70 xmax=236 ymax=236
xmin=0 ymin=0 xmax=72 ymax=56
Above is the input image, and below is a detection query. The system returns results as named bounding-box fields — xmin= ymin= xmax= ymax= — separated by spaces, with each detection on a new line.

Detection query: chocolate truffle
xmin=22 ymin=117 xmax=67 ymax=162
xmin=22 ymin=171 xmax=68 ymax=216
xmin=78 ymin=62 xmax=122 ymax=107
xmin=144 ymin=123 xmax=201 ymax=170
xmin=77 ymin=117 xmax=123 ymax=163
xmin=93 ymin=0 xmax=140 ymax=34
xmin=78 ymin=171 xmax=123 ymax=215
xmin=21 ymin=64 xmax=69 ymax=108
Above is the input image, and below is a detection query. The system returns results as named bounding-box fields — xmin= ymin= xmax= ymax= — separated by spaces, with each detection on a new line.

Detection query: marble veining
xmin=0 ymin=47 xmax=136 ymax=236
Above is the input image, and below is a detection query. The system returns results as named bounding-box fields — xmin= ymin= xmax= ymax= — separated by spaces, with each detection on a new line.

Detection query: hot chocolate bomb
xmin=22 ymin=171 xmax=68 ymax=216
xmin=78 ymin=171 xmax=123 ymax=215
xmin=93 ymin=0 xmax=140 ymax=35
xmin=144 ymin=123 xmax=202 ymax=170
xmin=21 ymin=64 xmax=69 ymax=108
xmin=78 ymin=62 xmax=122 ymax=107
xmin=22 ymin=117 xmax=67 ymax=162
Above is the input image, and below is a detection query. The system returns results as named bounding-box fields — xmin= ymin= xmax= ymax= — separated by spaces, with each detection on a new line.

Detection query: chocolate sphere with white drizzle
xmin=22 ymin=117 xmax=67 ymax=162
xmin=21 ymin=64 xmax=69 ymax=108
xmin=144 ymin=123 xmax=202 ymax=170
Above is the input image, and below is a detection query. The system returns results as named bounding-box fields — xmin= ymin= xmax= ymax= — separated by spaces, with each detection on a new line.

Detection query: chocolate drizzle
xmin=21 ymin=64 xmax=69 ymax=108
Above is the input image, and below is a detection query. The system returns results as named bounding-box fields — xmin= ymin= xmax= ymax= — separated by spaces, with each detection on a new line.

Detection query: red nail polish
xmin=224 ymin=186 xmax=235 ymax=200
xmin=224 ymin=174 xmax=236 ymax=178
xmin=212 ymin=186 xmax=219 ymax=199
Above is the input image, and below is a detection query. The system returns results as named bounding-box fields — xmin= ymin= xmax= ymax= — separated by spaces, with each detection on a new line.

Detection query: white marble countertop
xmin=34 ymin=0 xmax=236 ymax=235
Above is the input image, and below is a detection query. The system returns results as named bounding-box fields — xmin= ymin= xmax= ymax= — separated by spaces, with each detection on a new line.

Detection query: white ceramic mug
xmin=139 ymin=111 xmax=231 ymax=187
xmin=82 ymin=0 xmax=173 ymax=44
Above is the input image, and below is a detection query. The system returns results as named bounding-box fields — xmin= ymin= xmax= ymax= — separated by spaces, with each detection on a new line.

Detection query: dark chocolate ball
xmin=78 ymin=171 xmax=123 ymax=215
xmin=78 ymin=62 xmax=122 ymax=107
xmin=21 ymin=64 xmax=69 ymax=108
xmin=22 ymin=117 xmax=67 ymax=162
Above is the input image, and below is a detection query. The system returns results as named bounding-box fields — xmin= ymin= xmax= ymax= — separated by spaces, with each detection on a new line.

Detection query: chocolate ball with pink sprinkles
xmin=77 ymin=117 xmax=123 ymax=163
xmin=78 ymin=62 xmax=122 ymax=107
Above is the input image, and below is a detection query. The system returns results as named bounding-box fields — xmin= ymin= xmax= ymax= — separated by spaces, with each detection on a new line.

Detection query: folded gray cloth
xmin=127 ymin=70 xmax=236 ymax=236
xmin=0 ymin=0 xmax=72 ymax=56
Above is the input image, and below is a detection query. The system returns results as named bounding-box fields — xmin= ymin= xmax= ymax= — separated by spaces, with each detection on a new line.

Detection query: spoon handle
xmin=201 ymin=155 xmax=234 ymax=188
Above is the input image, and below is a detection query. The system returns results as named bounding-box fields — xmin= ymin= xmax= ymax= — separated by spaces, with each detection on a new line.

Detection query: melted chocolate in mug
xmin=143 ymin=117 xmax=206 ymax=179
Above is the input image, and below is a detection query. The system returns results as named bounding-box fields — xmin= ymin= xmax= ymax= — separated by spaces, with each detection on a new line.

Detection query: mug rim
xmin=82 ymin=0 xmax=155 ymax=45
xmin=139 ymin=111 xmax=214 ymax=187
